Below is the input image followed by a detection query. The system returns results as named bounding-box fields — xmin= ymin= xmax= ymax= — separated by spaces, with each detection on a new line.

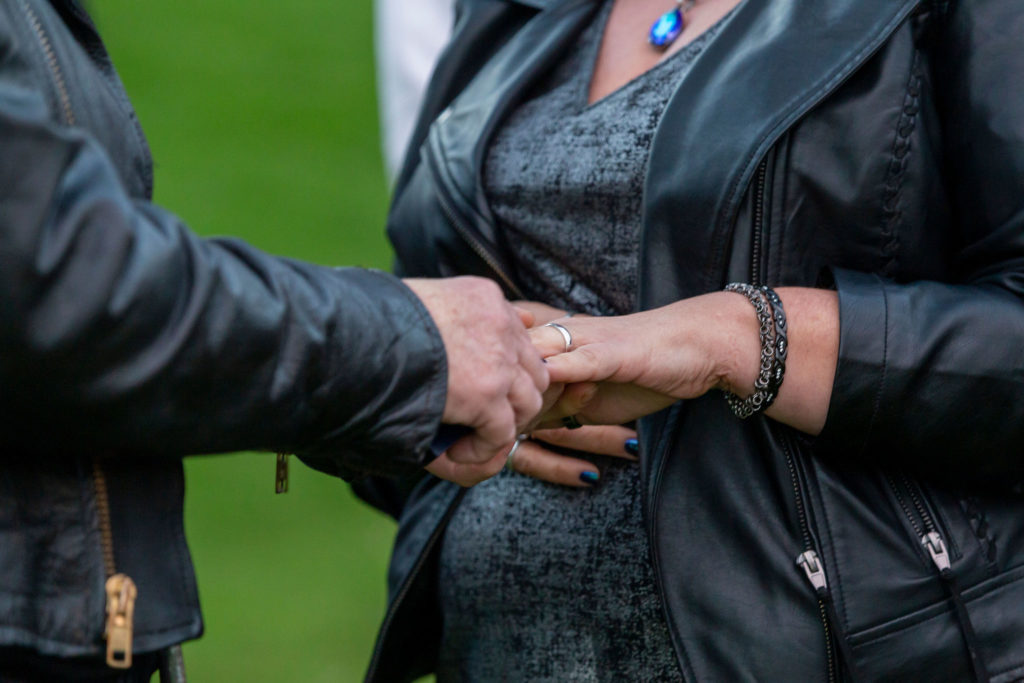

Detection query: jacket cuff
xmin=815 ymin=268 xmax=890 ymax=459
xmin=301 ymin=270 xmax=448 ymax=480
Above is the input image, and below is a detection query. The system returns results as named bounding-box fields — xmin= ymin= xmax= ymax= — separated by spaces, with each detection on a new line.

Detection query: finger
xmin=533 ymin=382 xmax=598 ymax=429
xmin=541 ymin=382 xmax=566 ymax=413
xmin=506 ymin=440 xmax=605 ymax=488
xmin=425 ymin=448 xmax=507 ymax=487
xmin=507 ymin=369 xmax=545 ymax=433
xmin=514 ymin=306 xmax=536 ymax=329
xmin=543 ymin=343 xmax=623 ymax=384
xmin=528 ymin=323 xmax=576 ymax=358
xmin=537 ymin=383 xmax=677 ymax=429
xmin=518 ymin=338 xmax=550 ymax=395
xmin=445 ymin=407 xmax=517 ymax=464
xmin=510 ymin=320 xmax=551 ymax=394
xmin=530 ymin=424 xmax=638 ymax=460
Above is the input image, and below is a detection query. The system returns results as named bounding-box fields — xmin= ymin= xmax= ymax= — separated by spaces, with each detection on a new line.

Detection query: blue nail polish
xmin=624 ymin=438 xmax=639 ymax=457
xmin=580 ymin=470 xmax=600 ymax=485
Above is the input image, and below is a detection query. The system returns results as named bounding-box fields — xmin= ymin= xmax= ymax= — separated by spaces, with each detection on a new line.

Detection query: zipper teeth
xmin=17 ymin=0 xmax=76 ymax=127
xmin=750 ymin=160 xmax=769 ymax=284
xmin=782 ymin=443 xmax=814 ymax=550
xmin=901 ymin=473 xmax=937 ymax=533
xmin=887 ymin=474 xmax=924 ymax=538
xmin=819 ymin=599 xmax=837 ymax=683
xmin=91 ymin=461 xmax=117 ymax=578
xmin=424 ymin=136 xmax=523 ymax=299
xmin=365 ymin=488 xmax=467 ymax=681
xmin=433 ymin=184 xmax=524 ymax=299
xmin=755 ymin=155 xmax=840 ymax=680
xmin=782 ymin=438 xmax=837 ymax=682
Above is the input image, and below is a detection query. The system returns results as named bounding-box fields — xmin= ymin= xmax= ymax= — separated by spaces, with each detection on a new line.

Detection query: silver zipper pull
xmin=275 ymin=453 xmax=290 ymax=494
xmin=921 ymin=532 xmax=951 ymax=572
xmin=796 ymin=550 xmax=828 ymax=591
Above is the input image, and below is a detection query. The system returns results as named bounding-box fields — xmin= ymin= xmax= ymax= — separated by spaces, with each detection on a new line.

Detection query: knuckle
xmin=497 ymin=422 xmax=517 ymax=446
xmin=477 ymin=375 xmax=508 ymax=402
xmin=524 ymin=390 xmax=544 ymax=420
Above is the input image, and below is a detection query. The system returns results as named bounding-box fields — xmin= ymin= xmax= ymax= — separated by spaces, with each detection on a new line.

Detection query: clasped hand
xmin=416 ymin=286 xmax=835 ymax=488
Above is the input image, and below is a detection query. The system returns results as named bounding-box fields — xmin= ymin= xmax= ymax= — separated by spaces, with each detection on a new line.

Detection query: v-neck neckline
xmin=583 ymin=0 xmax=739 ymax=108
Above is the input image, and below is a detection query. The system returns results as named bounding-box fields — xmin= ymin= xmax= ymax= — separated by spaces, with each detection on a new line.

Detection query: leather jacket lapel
xmin=640 ymin=0 xmax=921 ymax=308
xmin=425 ymin=0 xmax=599 ymax=254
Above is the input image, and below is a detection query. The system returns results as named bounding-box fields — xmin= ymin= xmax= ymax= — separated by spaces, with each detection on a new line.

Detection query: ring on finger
xmin=505 ymin=434 xmax=528 ymax=471
xmin=543 ymin=322 xmax=573 ymax=353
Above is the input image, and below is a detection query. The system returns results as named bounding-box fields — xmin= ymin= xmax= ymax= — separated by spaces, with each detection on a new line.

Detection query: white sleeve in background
xmin=375 ymin=0 xmax=456 ymax=181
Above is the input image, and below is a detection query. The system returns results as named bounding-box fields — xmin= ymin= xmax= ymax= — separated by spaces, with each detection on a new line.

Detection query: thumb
xmin=544 ymin=343 xmax=619 ymax=384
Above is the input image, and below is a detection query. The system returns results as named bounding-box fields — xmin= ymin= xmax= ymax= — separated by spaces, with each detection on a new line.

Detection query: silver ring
xmin=543 ymin=322 xmax=573 ymax=353
xmin=505 ymin=435 xmax=528 ymax=471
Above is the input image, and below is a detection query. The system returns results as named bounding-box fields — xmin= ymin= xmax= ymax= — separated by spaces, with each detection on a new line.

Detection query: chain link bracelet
xmin=722 ymin=283 xmax=787 ymax=419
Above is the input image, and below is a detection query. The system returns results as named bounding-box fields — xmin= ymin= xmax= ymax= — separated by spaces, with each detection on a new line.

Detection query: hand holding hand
xmin=404 ymin=277 xmax=549 ymax=484
xmin=529 ymin=295 xmax=735 ymax=426
xmin=529 ymin=288 xmax=839 ymax=435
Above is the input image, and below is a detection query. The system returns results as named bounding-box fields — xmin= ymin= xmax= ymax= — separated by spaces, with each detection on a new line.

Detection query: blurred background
xmin=90 ymin=2 xmax=406 ymax=680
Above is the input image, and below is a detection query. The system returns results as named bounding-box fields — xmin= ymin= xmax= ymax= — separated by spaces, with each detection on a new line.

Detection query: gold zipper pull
xmin=275 ymin=453 xmax=290 ymax=494
xmin=104 ymin=573 xmax=137 ymax=669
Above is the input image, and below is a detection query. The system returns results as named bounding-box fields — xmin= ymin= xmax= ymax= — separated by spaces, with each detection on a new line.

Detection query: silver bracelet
xmin=722 ymin=283 xmax=787 ymax=419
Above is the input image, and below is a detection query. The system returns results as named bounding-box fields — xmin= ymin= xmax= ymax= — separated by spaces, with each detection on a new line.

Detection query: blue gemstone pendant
xmin=648 ymin=1 xmax=691 ymax=50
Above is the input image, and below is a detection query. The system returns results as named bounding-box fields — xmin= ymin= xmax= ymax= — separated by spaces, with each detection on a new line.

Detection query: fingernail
xmin=580 ymin=470 xmax=600 ymax=485
xmin=624 ymin=438 xmax=639 ymax=457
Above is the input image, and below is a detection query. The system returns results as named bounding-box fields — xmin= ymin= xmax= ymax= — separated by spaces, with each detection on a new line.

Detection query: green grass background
xmin=88 ymin=2 xmax=410 ymax=680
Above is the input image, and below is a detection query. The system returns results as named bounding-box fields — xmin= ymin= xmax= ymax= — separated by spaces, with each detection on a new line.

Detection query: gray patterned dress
xmin=436 ymin=3 xmax=729 ymax=680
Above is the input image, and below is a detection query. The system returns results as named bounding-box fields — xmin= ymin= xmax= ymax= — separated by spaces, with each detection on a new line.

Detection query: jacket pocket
xmin=847 ymin=565 xmax=1024 ymax=683
xmin=801 ymin=447 xmax=1024 ymax=682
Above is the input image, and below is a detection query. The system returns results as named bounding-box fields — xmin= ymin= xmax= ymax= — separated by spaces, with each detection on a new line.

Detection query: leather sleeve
xmin=816 ymin=0 xmax=1024 ymax=488
xmin=0 ymin=81 xmax=447 ymax=479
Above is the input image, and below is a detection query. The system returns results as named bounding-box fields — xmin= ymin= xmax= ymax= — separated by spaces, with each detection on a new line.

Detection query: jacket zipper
xmin=782 ymin=441 xmax=840 ymax=683
xmin=750 ymin=159 xmax=769 ymax=284
xmin=884 ymin=474 xmax=989 ymax=681
xmin=364 ymin=487 xmax=467 ymax=681
xmin=426 ymin=135 xmax=524 ymax=299
xmin=91 ymin=461 xmax=138 ymax=669
xmin=19 ymin=2 xmax=140 ymax=665
xmin=884 ymin=473 xmax=957 ymax=570
xmin=749 ymin=171 xmax=845 ymax=681
xmin=17 ymin=0 xmax=75 ymax=127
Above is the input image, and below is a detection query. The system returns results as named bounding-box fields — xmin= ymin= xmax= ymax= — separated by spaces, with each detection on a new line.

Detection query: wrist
xmin=709 ymin=291 xmax=763 ymax=397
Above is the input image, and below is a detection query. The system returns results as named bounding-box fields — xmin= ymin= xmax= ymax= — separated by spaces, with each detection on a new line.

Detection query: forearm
xmin=0 ymin=99 xmax=448 ymax=473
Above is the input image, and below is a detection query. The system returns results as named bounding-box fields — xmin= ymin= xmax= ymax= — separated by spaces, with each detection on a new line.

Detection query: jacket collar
xmin=640 ymin=0 xmax=921 ymax=305
xmin=425 ymin=0 xmax=921 ymax=300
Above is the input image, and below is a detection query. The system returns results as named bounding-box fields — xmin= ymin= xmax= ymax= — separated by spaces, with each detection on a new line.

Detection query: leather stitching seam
xmin=880 ymin=49 xmax=922 ymax=277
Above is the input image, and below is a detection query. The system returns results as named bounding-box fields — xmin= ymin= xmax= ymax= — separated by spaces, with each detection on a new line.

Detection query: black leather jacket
xmin=0 ymin=0 xmax=448 ymax=666
xmin=368 ymin=0 xmax=1024 ymax=680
